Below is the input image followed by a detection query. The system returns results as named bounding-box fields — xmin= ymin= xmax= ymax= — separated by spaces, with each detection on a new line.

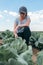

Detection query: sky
xmin=0 ymin=0 xmax=43 ymax=31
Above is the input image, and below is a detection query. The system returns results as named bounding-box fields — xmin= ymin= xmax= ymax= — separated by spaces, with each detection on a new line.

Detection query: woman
xmin=14 ymin=6 xmax=31 ymax=46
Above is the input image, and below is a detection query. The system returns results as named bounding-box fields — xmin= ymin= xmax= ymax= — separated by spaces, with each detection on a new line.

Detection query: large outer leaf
xmin=8 ymin=58 xmax=28 ymax=65
xmin=0 ymin=30 xmax=15 ymax=39
xmin=3 ymin=37 xmax=15 ymax=44
xmin=34 ymin=34 xmax=43 ymax=50
xmin=20 ymin=45 xmax=34 ymax=65
xmin=38 ymin=36 xmax=43 ymax=44
xmin=0 ymin=45 xmax=18 ymax=61
xmin=10 ymin=37 xmax=27 ymax=54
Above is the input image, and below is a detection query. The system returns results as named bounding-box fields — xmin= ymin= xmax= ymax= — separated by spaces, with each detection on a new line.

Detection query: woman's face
xmin=20 ymin=12 xmax=26 ymax=19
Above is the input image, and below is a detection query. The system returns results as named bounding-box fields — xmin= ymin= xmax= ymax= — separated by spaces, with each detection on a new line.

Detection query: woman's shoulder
xmin=14 ymin=17 xmax=19 ymax=25
xmin=25 ymin=15 xmax=31 ymax=22
xmin=15 ymin=16 xmax=20 ymax=23
xmin=26 ymin=15 xmax=30 ymax=19
xmin=15 ymin=17 xmax=19 ymax=20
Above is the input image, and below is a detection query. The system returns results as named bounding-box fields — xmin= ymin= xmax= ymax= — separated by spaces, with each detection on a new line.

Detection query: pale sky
xmin=0 ymin=0 xmax=43 ymax=31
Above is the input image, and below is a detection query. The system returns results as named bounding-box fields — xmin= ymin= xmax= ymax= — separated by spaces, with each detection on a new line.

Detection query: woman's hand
xmin=14 ymin=25 xmax=19 ymax=38
xmin=14 ymin=33 xmax=18 ymax=38
xmin=16 ymin=25 xmax=19 ymax=30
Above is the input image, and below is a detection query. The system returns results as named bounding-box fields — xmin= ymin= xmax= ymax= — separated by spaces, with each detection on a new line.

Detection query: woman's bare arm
xmin=14 ymin=23 xmax=18 ymax=37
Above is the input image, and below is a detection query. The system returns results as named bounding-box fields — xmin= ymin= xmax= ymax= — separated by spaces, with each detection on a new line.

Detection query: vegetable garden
xmin=0 ymin=30 xmax=43 ymax=65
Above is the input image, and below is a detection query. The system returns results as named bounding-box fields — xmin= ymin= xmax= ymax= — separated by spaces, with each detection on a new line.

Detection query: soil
xmin=32 ymin=48 xmax=40 ymax=65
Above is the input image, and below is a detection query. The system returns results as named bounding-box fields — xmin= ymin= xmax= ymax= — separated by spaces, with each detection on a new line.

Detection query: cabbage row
xmin=29 ymin=32 xmax=43 ymax=50
xmin=0 ymin=30 xmax=34 ymax=65
xmin=0 ymin=30 xmax=43 ymax=65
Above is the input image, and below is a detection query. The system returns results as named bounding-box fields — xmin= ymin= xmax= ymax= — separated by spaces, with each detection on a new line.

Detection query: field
xmin=0 ymin=30 xmax=43 ymax=65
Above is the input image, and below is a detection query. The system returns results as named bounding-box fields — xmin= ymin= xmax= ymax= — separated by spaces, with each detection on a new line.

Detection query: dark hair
xmin=19 ymin=6 xmax=27 ymax=17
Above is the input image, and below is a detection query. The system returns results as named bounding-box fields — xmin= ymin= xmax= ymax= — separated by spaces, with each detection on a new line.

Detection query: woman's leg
xmin=17 ymin=26 xmax=31 ymax=46
xmin=17 ymin=32 xmax=23 ymax=38
xmin=23 ymin=26 xmax=31 ymax=45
